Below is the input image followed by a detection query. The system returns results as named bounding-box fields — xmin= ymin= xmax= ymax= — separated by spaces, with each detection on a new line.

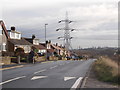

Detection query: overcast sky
xmin=0 ymin=0 xmax=118 ymax=48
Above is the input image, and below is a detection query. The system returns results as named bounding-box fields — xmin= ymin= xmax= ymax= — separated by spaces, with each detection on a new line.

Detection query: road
xmin=1 ymin=59 xmax=95 ymax=89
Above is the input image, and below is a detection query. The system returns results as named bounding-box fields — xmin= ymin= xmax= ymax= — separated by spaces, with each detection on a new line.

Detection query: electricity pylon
xmin=56 ymin=12 xmax=75 ymax=53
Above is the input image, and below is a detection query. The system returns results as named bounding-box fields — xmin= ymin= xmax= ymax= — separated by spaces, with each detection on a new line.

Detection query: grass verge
xmin=93 ymin=57 xmax=120 ymax=85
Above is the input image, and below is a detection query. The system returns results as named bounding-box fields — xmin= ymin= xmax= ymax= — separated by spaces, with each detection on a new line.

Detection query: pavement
xmin=0 ymin=61 xmax=54 ymax=71
xmin=0 ymin=59 xmax=95 ymax=89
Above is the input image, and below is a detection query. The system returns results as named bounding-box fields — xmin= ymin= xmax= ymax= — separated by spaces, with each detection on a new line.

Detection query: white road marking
xmin=34 ymin=69 xmax=46 ymax=74
xmin=64 ymin=77 xmax=76 ymax=81
xmin=50 ymin=65 xmax=58 ymax=69
xmin=71 ymin=77 xmax=83 ymax=89
xmin=59 ymin=64 xmax=63 ymax=65
xmin=31 ymin=76 xmax=48 ymax=80
xmin=60 ymin=63 xmax=65 ymax=65
xmin=0 ymin=76 xmax=26 ymax=85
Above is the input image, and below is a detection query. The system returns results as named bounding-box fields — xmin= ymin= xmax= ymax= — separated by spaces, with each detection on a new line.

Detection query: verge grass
xmin=93 ymin=57 xmax=120 ymax=85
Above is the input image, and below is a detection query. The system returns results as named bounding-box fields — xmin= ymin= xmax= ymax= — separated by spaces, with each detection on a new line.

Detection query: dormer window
xmin=11 ymin=32 xmax=15 ymax=38
xmin=8 ymin=26 xmax=21 ymax=39
xmin=33 ymin=39 xmax=39 ymax=45
xmin=47 ymin=44 xmax=51 ymax=49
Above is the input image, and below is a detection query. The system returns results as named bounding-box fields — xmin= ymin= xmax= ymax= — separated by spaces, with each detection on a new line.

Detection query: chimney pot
xmin=49 ymin=40 xmax=51 ymax=43
xmin=32 ymin=35 xmax=35 ymax=39
xmin=46 ymin=41 xmax=48 ymax=44
xmin=56 ymin=43 xmax=58 ymax=46
xmin=11 ymin=26 xmax=15 ymax=31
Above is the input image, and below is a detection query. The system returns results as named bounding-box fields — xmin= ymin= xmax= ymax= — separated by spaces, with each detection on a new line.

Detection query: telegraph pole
xmin=45 ymin=23 xmax=48 ymax=61
xmin=56 ymin=12 xmax=75 ymax=55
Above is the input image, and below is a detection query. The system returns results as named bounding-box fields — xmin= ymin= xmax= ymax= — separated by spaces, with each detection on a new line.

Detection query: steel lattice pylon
xmin=56 ymin=12 xmax=75 ymax=53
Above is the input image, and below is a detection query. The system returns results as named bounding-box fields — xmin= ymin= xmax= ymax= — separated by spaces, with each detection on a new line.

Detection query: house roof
xmin=8 ymin=38 xmax=33 ymax=45
xmin=24 ymin=38 xmax=33 ymax=44
xmin=47 ymin=49 xmax=54 ymax=53
xmin=33 ymin=44 xmax=46 ymax=50
xmin=40 ymin=43 xmax=46 ymax=47
xmin=51 ymin=44 xmax=64 ymax=50
xmin=7 ymin=30 xmax=21 ymax=34
xmin=24 ymin=38 xmax=39 ymax=44
xmin=0 ymin=20 xmax=10 ymax=39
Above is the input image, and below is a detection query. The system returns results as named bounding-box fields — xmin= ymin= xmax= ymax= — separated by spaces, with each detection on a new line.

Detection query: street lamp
xmin=45 ymin=23 xmax=48 ymax=61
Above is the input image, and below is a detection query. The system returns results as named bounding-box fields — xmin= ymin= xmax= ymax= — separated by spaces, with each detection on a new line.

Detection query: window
xmin=33 ymin=39 xmax=39 ymax=45
xmin=16 ymin=33 xmax=20 ymax=39
xmin=2 ymin=43 xmax=6 ymax=51
xmin=0 ymin=25 xmax=2 ymax=35
xmin=11 ymin=32 xmax=15 ymax=38
xmin=47 ymin=44 xmax=51 ymax=49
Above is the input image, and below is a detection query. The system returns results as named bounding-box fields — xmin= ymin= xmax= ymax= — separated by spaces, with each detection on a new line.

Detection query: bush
xmin=93 ymin=57 xmax=120 ymax=85
xmin=15 ymin=48 xmax=24 ymax=56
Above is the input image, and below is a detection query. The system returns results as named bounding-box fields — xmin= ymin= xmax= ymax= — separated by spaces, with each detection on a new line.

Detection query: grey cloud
xmin=2 ymin=1 xmax=118 ymax=48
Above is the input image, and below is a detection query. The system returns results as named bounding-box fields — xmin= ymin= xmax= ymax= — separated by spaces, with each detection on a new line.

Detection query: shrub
xmin=15 ymin=48 xmax=24 ymax=56
xmin=93 ymin=57 xmax=120 ymax=85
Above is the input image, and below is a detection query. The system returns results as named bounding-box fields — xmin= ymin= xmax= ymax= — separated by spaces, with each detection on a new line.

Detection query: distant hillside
xmin=72 ymin=47 xmax=118 ymax=62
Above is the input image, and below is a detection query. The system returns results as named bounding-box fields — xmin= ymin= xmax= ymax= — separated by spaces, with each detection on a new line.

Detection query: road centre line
xmin=34 ymin=69 xmax=46 ymax=74
xmin=71 ymin=77 xmax=83 ymax=89
xmin=0 ymin=76 xmax=26 ymax=85
xmin=50 ymin=65 xmax=58 ymax=69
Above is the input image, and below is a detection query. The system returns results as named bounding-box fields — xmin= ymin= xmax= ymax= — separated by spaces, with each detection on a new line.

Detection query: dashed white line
xmin=71 ymin=77 xmax=83 ymax=89
xmin=0 ymin=76 xmax=26 ymax=85
xmin=34 ymin=69 xmax=46 ymax=74
xmin=50 ymin=65 xmax=58 ymax=69
xmin=31 ymin=76 xmax=48 ymax=80
xmin=59 ymin=63 xmax=65 ymax=66
xmin=59 ymin=64 xmax=62 ymax=65
xmin=67 ymin=62 xmax=70 ymax=64
xmin=64 ymin=77 xmax=76 ymax=81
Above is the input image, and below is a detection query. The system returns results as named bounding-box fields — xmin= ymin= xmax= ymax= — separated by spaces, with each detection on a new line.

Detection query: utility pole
xmin=45 ymin=23 xmax=48 ymax=61
xmin=56 ymin=12 xmax=75 ymax=56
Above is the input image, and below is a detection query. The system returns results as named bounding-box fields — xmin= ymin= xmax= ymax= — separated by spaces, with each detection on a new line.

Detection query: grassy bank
xmin=93 ymin=57 xmax=120 ymax=85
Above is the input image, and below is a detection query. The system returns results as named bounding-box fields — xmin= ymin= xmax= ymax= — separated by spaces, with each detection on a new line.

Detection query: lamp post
xmin=45 ymin=23 xmax=48 ymax=61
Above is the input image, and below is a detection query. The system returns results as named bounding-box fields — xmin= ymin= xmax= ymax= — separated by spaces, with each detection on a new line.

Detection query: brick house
xmin=0 ymin=20 xmax=9 ymax=52
xmin=51 ymin=43 xmax=65 ymax=56
xmin=24 ymin=35 xmax=47 ymax=54
xmin=7 ymin=27 xmax=32 ymax=53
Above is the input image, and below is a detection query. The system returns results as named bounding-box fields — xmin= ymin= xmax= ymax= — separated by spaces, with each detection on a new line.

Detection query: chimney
xmin=56 ymin=43 xmax=58 ymax=46
xmin=32 ymin=35 xmax=35 ymax=39
xmin=11 ymin=26 xmax=15 ymax=31
xmin=46 ymin=41 xmax=48 ymax=44
xmin=49 ymin=40 xmax=51 ymax=44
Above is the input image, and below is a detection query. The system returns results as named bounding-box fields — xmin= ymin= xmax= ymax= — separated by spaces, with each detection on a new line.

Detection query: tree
xmin=15 ymin=47 xmax=24 ymax=64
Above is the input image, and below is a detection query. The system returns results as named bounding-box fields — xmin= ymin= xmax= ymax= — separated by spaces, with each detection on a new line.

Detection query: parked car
xmin=66 ymin=56 xmax=71 ymax=60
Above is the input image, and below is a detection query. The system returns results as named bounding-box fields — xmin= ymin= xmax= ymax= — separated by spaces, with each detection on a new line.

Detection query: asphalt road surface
xmin=1 ymin=59 xmax=95 ymax=89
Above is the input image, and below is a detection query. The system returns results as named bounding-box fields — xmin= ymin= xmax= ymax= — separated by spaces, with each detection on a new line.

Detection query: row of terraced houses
xmin=0 ymin=20 xmax=72 ymax=64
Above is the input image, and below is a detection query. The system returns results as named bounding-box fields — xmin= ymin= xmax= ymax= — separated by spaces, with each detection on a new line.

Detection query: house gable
xmin=0 ymin=20 xmax=9 ymax=51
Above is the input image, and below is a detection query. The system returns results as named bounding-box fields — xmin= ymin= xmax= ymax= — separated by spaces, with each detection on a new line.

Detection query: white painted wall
xmin=33 ymin=39 xmax=39 ymax=45
xmin=9 ymin=31 xmax=21 ymax=39
xmin=38 ymin=49 xmax=46 ymax=53
xmin=0 ymin=25 xmax=2 ymax=35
